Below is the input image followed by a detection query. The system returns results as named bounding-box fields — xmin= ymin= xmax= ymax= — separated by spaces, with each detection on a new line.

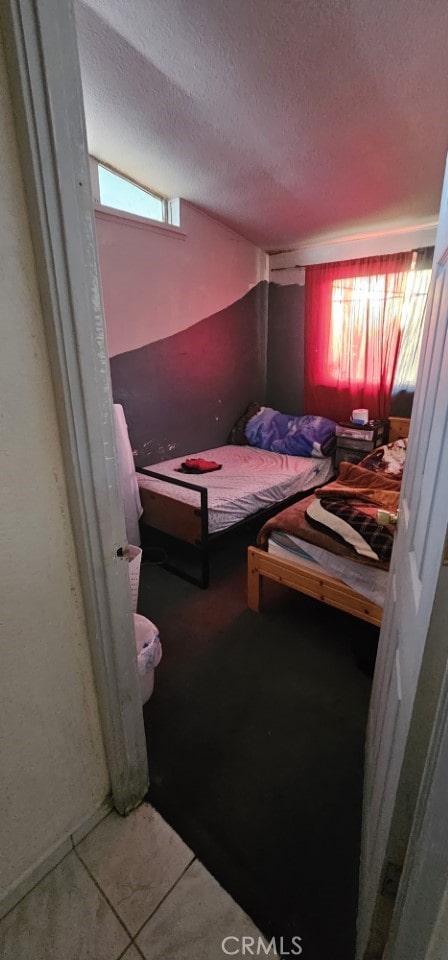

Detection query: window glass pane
xmin=330 ymin=274 xmax=401 ymax=386
xmin=393 ymin=268 xmax=431 ymax=392
xmin=329 ymin=269 xmax=430 ymax=391
xmin=98 ymin=165 xmax=164 ymax=221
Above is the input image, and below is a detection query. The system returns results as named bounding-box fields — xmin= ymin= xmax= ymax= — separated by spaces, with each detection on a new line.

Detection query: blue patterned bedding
xmin=245 ymin=407 xmax=336 ymax=458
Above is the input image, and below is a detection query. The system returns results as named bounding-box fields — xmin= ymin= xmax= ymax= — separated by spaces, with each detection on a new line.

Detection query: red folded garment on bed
xmin=179 ymin=458 xmax=222 ymax=474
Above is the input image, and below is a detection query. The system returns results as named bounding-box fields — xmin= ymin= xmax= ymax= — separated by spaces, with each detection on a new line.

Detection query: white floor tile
xmin=0 ymin=851 xmax=130 ymax=960
xmin=136 ymin=859 xmax=267 ymax=960
xmin=76 ymin=805 xmax=193 ymax=936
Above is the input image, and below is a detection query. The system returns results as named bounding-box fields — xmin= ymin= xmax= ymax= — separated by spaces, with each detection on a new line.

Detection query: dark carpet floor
xmin=139 ymin=526 xmax=378 ymax=960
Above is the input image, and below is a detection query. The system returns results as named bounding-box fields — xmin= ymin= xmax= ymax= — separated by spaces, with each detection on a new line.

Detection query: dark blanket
xmin=306 ymin=497 xmax=394 ymax=562
xmin=257 ymin=496 xmax=389 ymax=570
xmin=257 ymin=461 xmax=401 ymax=569
xmin=315 ymin=461 xmax=401 ymax=511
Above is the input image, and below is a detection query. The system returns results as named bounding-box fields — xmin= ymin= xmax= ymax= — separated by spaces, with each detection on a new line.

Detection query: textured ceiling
xmin=76 ymin=0 xmax=448 ymax=251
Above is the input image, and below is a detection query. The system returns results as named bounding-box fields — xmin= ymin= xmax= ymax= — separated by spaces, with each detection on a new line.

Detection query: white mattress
xmin=138 ymin=445 xmax=334 ymax=534
xmin=267 ymin=531 xmax=388 ymax=608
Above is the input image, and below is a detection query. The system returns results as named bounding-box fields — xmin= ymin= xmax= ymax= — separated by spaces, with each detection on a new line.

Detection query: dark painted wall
xmin=389 ymin=390 xmax=414 ymax=418
xmin=266 ymin=283 xmax=304 ymax=415
xmin=110 ymin=282 xmax=268 ymax=465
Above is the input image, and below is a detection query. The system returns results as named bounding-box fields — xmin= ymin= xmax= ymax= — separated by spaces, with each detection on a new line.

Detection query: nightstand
xmin=335 ymin=419 xmax=389 ymax=468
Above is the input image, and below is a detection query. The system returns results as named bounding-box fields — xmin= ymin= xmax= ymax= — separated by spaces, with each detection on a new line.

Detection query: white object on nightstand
xmin=351 ymin=408 xmax=369 ymax=424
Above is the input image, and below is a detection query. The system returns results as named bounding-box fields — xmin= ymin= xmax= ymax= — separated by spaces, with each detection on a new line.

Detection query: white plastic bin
xmin=133 ymin=613 xmax=162 ymax=704
xmin=128 ymin=545 xmax=142 ymax=613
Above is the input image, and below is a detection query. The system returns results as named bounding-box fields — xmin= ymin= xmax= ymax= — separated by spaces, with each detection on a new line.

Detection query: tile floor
xmin=0 ymin=803 xmax=265 ymax=960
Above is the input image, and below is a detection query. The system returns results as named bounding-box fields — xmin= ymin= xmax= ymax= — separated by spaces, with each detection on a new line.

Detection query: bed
xmin=136 ymin=442 xmax=335 ymax=588
xmin=247 ymin=417 xmax=410 ymax=625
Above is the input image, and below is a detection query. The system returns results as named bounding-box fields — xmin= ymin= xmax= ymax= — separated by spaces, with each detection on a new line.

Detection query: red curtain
xmin=304 ymin=252 xmax=413 ymax=421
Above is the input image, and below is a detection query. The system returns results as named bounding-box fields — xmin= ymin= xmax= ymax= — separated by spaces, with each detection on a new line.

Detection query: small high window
xmin=97 ymin=164 xmax=166 ymax=223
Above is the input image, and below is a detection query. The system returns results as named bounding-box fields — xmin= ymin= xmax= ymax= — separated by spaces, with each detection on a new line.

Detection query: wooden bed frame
xmin=247 ymin=416 xmax=411 ymax=625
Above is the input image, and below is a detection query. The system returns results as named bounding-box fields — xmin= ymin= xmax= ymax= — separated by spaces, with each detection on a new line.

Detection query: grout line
xmin=131 ymin=855 xmax=196 ymax=942
xmin=73 ymin=847 xmax=133 ymax=941
xmin=129 ymin=941 xmax=146 ymax=959
xmin=115 ymin=946 xmax=135 ymax=960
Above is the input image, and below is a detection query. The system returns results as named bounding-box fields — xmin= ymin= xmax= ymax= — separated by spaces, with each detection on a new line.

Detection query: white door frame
xmin=383 ymin=567 xmax=448 ymax=960
xmin=1 ymin=0 xmax=148 ymax=814
xmin=358 ymin=157 xmax=448 ymax=958
xmin=381 ymin=169 xmax=448 ymax=960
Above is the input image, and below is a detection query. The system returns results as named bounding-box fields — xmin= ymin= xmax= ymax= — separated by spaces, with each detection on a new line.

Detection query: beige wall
xmin=96 ymin=200 xmax=268 ymax=357
xmin=0 ymin=28 xmax=109 ymax=901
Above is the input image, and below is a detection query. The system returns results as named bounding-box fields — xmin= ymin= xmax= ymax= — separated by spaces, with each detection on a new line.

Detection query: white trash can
xmin=133 ymin=613 xmax=162 ymax=704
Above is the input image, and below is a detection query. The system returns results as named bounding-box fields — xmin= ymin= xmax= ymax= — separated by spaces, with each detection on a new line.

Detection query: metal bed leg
xmin=200 ymin=542 xmax=210 ymax=589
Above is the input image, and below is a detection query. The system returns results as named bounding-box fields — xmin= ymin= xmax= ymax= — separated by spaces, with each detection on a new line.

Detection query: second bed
xmin=248 ymin=417 xmax=410 ymax=625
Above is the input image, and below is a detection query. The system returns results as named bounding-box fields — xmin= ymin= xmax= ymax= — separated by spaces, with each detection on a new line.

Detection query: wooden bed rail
xmin=247 ymin=545 xmax=382 ymax=626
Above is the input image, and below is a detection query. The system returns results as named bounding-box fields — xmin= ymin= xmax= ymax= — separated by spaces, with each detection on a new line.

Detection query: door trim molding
xmin=1 ymin=0 xmax=148 ymax=813
xmin=384 ymin=567 xmax=448 ymax=959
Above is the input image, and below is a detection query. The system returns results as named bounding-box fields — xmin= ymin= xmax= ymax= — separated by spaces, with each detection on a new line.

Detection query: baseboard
xmin=0 ymin=795 xmax=113 ymax=921
xmin=70 ymin=795 xmax=113 ymax=846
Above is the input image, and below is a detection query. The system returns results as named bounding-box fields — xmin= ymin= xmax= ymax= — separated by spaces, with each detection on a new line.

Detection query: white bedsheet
xmin=267 ymin=531 xmax=388 ymax=608
xmin=138 ymin=445 xmax=334 ymax=534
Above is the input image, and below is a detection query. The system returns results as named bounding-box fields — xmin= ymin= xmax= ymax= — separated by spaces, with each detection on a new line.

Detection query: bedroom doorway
xmin=2 ymin=0 xmax=148 ymax=815
xmin=6 ymin=2 xmax=448 ymax=958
